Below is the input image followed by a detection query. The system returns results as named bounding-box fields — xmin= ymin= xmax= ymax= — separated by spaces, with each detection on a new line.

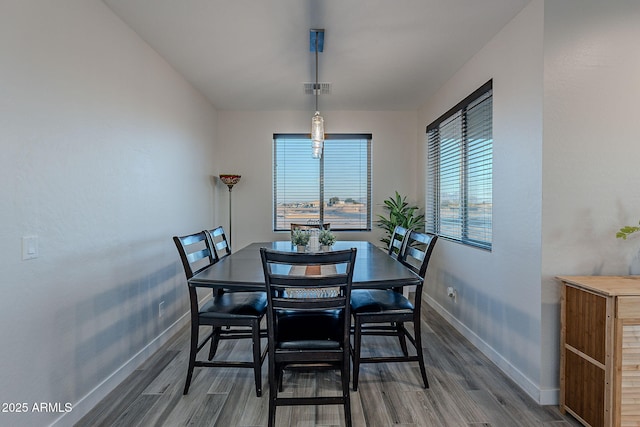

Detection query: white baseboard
xmin=50 ymin=312 xmax=190 ymax=427
xmin=423 ymin=294 xmax=559 ymax=406
xmin=52 ymin=294 xmax=558 ymax=426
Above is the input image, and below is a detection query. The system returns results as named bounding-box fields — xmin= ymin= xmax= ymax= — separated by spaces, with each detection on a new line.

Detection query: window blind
xmin=426 ymin=80 xmax=492 ymax=250
xmin=273 ymin=134 xmax=372 ymax=231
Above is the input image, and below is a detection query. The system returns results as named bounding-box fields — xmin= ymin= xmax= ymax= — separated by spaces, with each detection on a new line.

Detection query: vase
xmin=631 ymin=249 xmax=640 ymax=275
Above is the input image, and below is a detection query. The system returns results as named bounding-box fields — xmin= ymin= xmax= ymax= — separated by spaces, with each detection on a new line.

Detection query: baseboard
xmin=52 ymin=293 xmax=557 ymax=426
xmin=50 ymin=311 xmax=190 ymax=427
xmin=423 ymin=294 xmax=559 ymax=406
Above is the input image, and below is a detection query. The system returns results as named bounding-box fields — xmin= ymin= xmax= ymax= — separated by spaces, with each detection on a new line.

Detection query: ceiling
xmin=103 ymin=0 xmax=530 ymax=111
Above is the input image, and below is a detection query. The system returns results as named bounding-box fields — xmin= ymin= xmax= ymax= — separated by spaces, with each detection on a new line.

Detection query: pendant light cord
xmin=315 ymin=33 xmax=319 ymax=112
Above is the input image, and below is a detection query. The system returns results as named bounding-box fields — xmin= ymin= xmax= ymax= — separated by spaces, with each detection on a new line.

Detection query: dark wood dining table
xmin=188 ymin=241 xmax=421 ymax=290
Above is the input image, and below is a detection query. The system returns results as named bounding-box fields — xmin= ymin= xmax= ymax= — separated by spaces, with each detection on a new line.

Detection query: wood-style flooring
xmin=76 ymin=303 xmax=580 ymax=427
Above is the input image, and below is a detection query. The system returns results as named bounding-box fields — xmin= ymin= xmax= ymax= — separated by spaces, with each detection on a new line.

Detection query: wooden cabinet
xmin=558 ymin=276 xmax=640 ymax=427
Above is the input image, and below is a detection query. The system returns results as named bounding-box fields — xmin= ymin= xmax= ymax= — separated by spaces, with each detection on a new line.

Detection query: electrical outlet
xmin=159 ymin=301 xmax=165 ymax=318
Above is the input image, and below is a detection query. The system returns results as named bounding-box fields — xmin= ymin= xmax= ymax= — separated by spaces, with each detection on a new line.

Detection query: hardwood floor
xmin=76 ymin=304 xmax=580 ymax=427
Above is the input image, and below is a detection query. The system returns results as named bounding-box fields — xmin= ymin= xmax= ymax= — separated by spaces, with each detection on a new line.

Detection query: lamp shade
xmin=311 ymin=112 xmax=324 ymax=159
xmin=219 ymin=174 xmax=241 ymax=190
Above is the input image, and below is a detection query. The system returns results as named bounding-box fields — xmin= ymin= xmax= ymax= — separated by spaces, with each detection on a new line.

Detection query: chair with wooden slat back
xmin=387 ymin=225 xmax=409 ymax=259
xmin=207 ymin=226 xmax=231 ymax=259
xmin=350 ymin=230 xmax=437 ymax=391
xmin=173 ymin=231 xmax=267 ymax=396
xmin=260 ymin=247 xmax=357 ymax=427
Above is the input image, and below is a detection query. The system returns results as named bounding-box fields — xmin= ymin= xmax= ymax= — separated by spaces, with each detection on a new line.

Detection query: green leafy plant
xmin=291 ymin=228 xmax=310 ymax=246
xmin=617 ymin=221 xmax=640 ymax=240
xmin=319 ymin=229 xmax=336 ymax=246
xmin=376 ymin=191 xmax=425 ymax=247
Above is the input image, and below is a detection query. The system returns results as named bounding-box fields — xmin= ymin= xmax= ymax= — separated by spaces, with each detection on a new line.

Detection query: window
xmin=426 ymin=80 xmax=492 ymax=250
xmin=273 ymin=134 xmax=372 ymax=231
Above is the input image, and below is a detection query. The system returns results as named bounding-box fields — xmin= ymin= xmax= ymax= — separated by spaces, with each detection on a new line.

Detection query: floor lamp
xmin=219 ymin=174 xmax=241 ymax=250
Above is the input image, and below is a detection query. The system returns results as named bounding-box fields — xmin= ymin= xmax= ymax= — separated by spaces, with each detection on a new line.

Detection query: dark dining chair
xmin=387 ymin=225 xmax=408 ymax=259
xmin=260 ymin=247 xmax=357 ymax=427
xmin=173 ymin=231 xmax=267 ymax=396
xmin=207 ymin=226 xmax=231 ymax=259
xmin=350 ymin=230 xmax=437 ymax=391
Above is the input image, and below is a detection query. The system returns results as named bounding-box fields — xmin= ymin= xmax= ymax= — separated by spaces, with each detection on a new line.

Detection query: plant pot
xmin=296 ymin=245 xmax=306 ymax=253
xmin=321 ymin=245 xmax=332 ymax=251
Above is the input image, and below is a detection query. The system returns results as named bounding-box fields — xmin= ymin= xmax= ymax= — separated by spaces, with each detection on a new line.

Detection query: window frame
xmin=273 ymin=133 xmax=372 ymax=232
xmin=426 ymin=80 xmax=493 ymax=250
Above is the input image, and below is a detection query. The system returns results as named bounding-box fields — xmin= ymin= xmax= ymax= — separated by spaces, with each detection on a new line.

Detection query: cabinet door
xmin=565 ymin=285 xmax=607 ymax=363
xmin=563 ymin=285 xmax=607 ymax=427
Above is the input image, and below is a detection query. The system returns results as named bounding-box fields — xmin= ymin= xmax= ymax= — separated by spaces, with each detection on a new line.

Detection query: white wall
xmin=0 ymin=1 xmax=218 ymax=425
xmin=6 ymin=1 xmax=635 ymax=423
xmin=418 ymin=0 xmax=640 ymax=405
xmin=417 ymin=0 xmax=546 ymax=402
xmin=215 ymin=110 xmax=419 ymax=250
xmin=541 ymin=0 xmax=640 ymax=393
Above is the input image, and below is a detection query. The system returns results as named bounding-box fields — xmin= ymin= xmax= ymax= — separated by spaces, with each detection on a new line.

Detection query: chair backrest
xmin=207 ymin=226 xmax=231 ymax=259
xmin=399 ymin=231 xmax=438 ymax=279
xmin=173 ymin=231 xmax=217 ymax=280
xmin=260 ymin=248 xmax=356 ymax=343
xmin=388 ymin=225 xmax=409 ymax=258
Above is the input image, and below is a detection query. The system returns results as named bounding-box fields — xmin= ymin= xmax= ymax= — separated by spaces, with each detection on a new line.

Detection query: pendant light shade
xmin=311 ymin=111 xmax=324 ymax=159
xmin=310 ymin=29 xmax=325 ymax=159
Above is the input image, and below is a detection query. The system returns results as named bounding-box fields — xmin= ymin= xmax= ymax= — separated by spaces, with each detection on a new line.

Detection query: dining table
xmin=188 ymin=240 xmax=421 ymax=290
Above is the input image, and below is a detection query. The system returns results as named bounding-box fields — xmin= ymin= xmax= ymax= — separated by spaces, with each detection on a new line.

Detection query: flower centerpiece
xmin=319 ymin=229 xmax=336 ymax=250
xmin=291 ymin=228 xmax=310 ymax=252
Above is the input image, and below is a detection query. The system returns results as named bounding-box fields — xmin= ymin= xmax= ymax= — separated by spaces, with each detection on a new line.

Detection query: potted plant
xmin=291 ymin=228 xmax=310 ymax=252
xmin=617 ymin=221 xmax=640 ymax=240
xmin=617 ymin=220 xmax=640 ymax=274
xmin=376 ymin=191 xmax=425 ymax=247
xmin=319 ymin=229 xmax=336 ymax=250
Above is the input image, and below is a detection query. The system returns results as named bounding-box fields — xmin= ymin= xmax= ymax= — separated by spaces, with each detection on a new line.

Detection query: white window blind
xmin=426 ymin=81 xmax=492 ymax=250
xmin=273 ymin=134 xmax=372 ymax=231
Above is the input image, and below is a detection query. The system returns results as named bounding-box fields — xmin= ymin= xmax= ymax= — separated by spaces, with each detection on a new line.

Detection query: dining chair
xmin=260 ymin=247 xmax=357 ymax=427
xmin=207 ymin=226 xmax=231 ymax=259
xmin=350 ymin=230 xmax=438 ymax=391
xmin=173 ymin=231 xmax=267 ymax=396
xmin=387 ymin=225 xmax=409 ymax=259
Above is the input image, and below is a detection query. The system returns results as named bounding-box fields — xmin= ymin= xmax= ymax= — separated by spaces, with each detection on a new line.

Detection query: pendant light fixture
xmin=310 ymin=29 xmax=325 ymax=159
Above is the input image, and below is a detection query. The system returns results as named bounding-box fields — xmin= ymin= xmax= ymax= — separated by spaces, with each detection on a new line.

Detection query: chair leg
xmin=413 ymin=317 xmax=429 ymax=389
xmin=207 ymin=326 xmax=221 ymax=361
xmin=342 ymin=353 xmax=352 ymax=427
xmin=251 ymin=319 xmax=262 ymax=397
xmin=278 ymin=365 xmax=284 ymax=392
xmin=268 ymin=362 xmax=278 ymax=427
xmin=183 ymin=321 xmax=199 ymax=395
xmin=268 ymin=399 xmax=276 ymax=427
xmin=396 ymin=321 xmax=409 ymax=357
xmin=352 ymin=316 xmax=362 ymax=391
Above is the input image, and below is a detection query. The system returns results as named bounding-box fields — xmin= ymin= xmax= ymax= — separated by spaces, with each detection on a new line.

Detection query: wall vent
xmin=303 ymin=82 xmax=331 ymax=95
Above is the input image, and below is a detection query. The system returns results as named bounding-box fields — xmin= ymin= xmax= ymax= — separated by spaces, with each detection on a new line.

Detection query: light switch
xmin=22 ymin=236 xmax=39 ymax=260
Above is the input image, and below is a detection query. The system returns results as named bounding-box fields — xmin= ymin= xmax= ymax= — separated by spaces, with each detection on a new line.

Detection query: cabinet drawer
xmin=617 ymin=297 xmax=640 ymax=318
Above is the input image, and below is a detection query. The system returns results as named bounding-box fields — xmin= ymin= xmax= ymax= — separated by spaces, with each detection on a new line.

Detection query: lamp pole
xmin=219 ymin=174 xmax=241 ymax=250
xmin=227 ymin=185 xmax=233 ymax=248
